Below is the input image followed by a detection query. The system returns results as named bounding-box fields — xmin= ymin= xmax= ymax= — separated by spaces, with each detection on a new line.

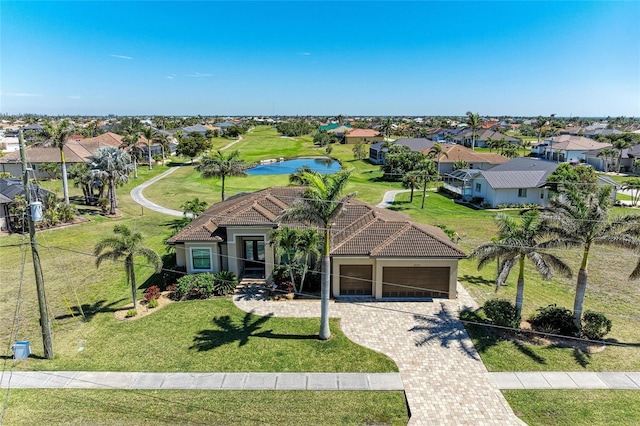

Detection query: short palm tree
xmin=269 ymin=226 xmax=301 ymax=291
xmin=278 ymin=169 xmax=354 ymax=340
xmin=541 ymin=186 xmax=640 ymax=330
xmin=95 ymin=225 xmax=162 ymax=310
xmin=294 ymin=228 xmax=321 ymax=293
xmin=427 ymin=142 xmax=448 ymax=175
xmin=43 ymin=119 xmax=74 ymax=206
xmin=197 ymin=150 xmax=247 ymax=201
xmin=89 ymin=147 xmax=133 ymax=215
xmin=470 ymin=210 xmax=572 ymax=318
xmin=535 ymin=115 xmax=547 ymax=145
xmin=598 ymin=148 xmax=618 ymax=172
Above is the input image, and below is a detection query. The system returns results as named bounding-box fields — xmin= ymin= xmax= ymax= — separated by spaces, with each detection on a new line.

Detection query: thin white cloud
xmin=111 ymin=54 xmax=133 ymax=60
xmin=185 ymin=72 xmax=212 ymax=78
xmin=67 ymin=95 xmax=82 ymax=100
xmin=2 ymin=92 xmax=42 ymax=97
xmin=300 ymin=52 xmax=311 ymax=56
xmin=166 ymin=74 xmax=177 ymax=80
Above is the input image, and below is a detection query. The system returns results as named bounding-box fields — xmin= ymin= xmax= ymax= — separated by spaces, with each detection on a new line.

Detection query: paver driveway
xmin=234 ymin=285 xmax=524 ymax=425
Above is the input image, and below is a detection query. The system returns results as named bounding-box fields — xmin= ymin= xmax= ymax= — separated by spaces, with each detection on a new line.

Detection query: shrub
xmin=483 ymin=299 xmax=521 ymax=329
xmin=582 ymin=311 xmax=612 ymax=340
xmin=144 ymin=285 xmax=161 ymax=302
xmin=213 ymin=270 xmax=238 ymax=296
xmin=147 ymin=298 xmax=159 ymax=309
xmin=528 ymin=304 xmax=578 ymax=336
xmin=175 ymin=273 xmax=216 ymax=300
xmin=125 ymin=309 xmax=137 ymax=318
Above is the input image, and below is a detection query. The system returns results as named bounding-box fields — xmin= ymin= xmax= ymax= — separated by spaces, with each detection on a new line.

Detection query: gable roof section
xmin=346 ymin=129 xmax=381 ymax=138
xmin=547 ymin=135 xmax=611 ymax=151
xmin=480 ymin=170 xmax=549 ymax=189
xmin=439 ymin=144 xmax=508 ymax=164
xmin=168 ymin=186 xmax=465 ymax=259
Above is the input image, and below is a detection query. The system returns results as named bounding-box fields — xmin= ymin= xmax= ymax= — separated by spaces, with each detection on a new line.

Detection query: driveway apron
xmin=234 ymin=286 xmax=524 ymax=425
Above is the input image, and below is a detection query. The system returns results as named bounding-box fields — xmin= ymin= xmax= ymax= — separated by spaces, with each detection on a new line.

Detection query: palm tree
xmin=43 ymin=119 xmax=74 ymax=206
xmin=597 ymin=148 xmax=618 ymax=172
xmin=141 ymin=126 xmax=155 ymax=170
xmin=294 ymin=228 xmax=321 ymax=293
xmin=89 ymin=147 xmax=133 ymax=215
xmin=417 ymin=159 xmax=439 ymax=209
xmin=120 ymin=130 xmax=142 ymax=179
xmin=380 ymin=117 xmax=393 ymax=140
xmin=197 ymin=149 xmax=247 ymax=201
xmin=288 ymin=165 xmax=313 ymax=185
xmin=269 ymin=226 xmax=301 ymax=292
xmin=95 ymin=225 xmax=162 ymax=310
xmin=466 ymin=111 xmax=480 ymax=151
xmin=154 ymin=132 xmax=171 ymax=165
xmin=622 ymin=178 xmax=640 ymax=206
xmin=402 ymin=172 xmax=421 ymax=203
xmin=470 ymin=211 xmax=572 ymax=318
xmin=541 ymin=186 xmax=640 ymax=330
xmin=535 ymin=115 xmax=547 ymax=145
xmin=426 ymin=142 xmax=448 ymax=175
xmin=613 ymin=139 xmax=633 ymax=173
xmin=278 ymin=169 xmax=354 ymax=340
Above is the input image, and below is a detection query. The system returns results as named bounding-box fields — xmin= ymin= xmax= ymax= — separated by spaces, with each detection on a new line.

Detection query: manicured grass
xmin=18 ymin=299 xmax=397 ymax=373
xmin=503 ymin=390 xmax=640 ymax=426
xmin=4 ymin=389 xmax=408 ymax=425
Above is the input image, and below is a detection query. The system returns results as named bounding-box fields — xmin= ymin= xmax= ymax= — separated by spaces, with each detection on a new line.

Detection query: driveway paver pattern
xmin=234 ymin=285 xmax=524 ymax=425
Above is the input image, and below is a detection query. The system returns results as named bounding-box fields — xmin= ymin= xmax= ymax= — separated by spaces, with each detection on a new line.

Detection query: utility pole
xmin=19 ymin=130 xmax=54 ymax=359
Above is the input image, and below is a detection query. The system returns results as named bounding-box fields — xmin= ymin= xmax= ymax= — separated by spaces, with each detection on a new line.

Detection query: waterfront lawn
xmin=5 ymin=390 xmax=408 ymax=425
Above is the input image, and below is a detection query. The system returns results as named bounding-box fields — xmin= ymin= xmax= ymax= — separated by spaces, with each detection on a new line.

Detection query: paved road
xmin=130 ymin=167 xmax=184 ymax=217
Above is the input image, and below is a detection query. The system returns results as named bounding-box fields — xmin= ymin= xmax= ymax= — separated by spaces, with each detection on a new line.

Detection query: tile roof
xmin=546 ymin=135 xmax=611 ymax=151
xmin=439 ymin=144 xmax=508 ymax=164
xmin=168 ymin=186 xmax=465 ymax=259
xmin=346 ymin=129 xmax=381 ymax=138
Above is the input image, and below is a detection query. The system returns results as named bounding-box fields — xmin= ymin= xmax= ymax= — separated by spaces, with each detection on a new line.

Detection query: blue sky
xmin=1 ymin=1 xmax=639 ymax=117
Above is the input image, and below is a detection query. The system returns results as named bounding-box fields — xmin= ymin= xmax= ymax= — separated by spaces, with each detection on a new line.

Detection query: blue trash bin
xmin=12 ymin=341 xmax=31 ymax=359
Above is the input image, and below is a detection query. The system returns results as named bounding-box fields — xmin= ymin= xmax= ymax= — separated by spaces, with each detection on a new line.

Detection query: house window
xmin=540 ymin=192 xmax=544 ymax=199
xmin=191 ymin=248 xmax=212 ymax=270
xmin=518 ymin=188 xmax=528 ymax=198
xmin=475 ymin=183 xmax=481 ymax=192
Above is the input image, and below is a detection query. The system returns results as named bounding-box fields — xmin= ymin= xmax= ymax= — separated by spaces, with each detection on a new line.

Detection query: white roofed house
xmin=542 ymin=135 xmax=611 ymax=163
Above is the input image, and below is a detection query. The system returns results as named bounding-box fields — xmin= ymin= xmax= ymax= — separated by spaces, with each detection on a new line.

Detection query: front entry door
xmin=243 ymin=239 xmax=265 ymax=277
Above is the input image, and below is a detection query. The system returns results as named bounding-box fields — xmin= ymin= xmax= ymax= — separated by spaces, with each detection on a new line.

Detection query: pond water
xmin=247 ymin=157 xmax=342 ymax=175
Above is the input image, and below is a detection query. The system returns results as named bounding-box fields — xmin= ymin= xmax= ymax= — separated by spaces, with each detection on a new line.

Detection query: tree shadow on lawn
xmin=55 ymin=298 xmax=126 ymax=322
xmin=459 ymin=274 xmax=495 ymax=287
xmin=191 ymin=311 xmax=316 ymax=351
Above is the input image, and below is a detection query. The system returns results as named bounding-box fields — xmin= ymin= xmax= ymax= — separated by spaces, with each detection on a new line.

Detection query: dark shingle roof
xmin=168 ymin=187 xmax=465 ymax=259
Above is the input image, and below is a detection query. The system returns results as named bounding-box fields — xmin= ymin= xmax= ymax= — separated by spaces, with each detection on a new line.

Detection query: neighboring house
xmin=436 ymin=144 xmax=508 ymax=175
xmin=585 ymin=144 xmax=640 ymax=172
xmin=319 ymin=123 xmax=352 ymax=132
xmin=181 ymin=124 xmax=210 ymax=136
xmin=444 ymin=157 xmax=619 ymax=208
xmin=167 ymin=187 xmax=466 ymax=299
xmin=542 ymin=135 xmax=611 ymax=163
xmin=0 ymin=178 xmax=53 ymax=231
xmin=327 ymin=125 xmax=353 ymax=138
xmin=452 ymin=129 xmax=520 ymax=148
xmin=369 ymin=138 xmax=438 ymax=165
xmin=214 ymin=122 xmax=237 ymax=132
xmin=0 ymin=132 xmax=124 ymax=178
xmin=344 ymin=129 xmax=383 ymax=145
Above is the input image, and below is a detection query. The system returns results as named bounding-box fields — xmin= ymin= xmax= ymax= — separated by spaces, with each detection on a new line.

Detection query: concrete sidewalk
xmin=0 ymin=371 xmax=403 ymax=391
xmin=491 ymin=372 xmax=640 ymax=390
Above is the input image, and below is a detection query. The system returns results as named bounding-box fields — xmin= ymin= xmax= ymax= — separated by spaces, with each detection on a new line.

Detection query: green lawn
xmin=19 ymin=299 xmax=397 ymax=373
xmin=4 ymin=389 xmax=408 ymax=425
xmin=504 ymin=390 xmax=640 ymax=426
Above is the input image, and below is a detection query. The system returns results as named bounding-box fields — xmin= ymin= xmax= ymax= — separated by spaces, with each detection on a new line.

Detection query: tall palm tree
xmin=120 ymin=130 xmax=142 ymax=179
xmin=417 ymin=159 xmax=439 ymax=209
xmin=197 ymin=149 xmax=247 ymax=201
xmin=535 ymin=115 xmax=547 ymax=145
xmin=613 ymin=139 xmax=633 ymax=173
xmin=380 ymin=117 xmax=393 ymax=140
xmin=43 ymin=119 xmax=74 ymax=206
xmin=541 ymin=186 xmax=640 ymax=330
xmin=466 ymin=111 xmax=480 ymax=151
xmin=427 ymin=142 xmax=448 ymax=175
xmin=95 ymin=225 xmax=162 ymax=310
xmin=154 ymin=132 xmax=171 ymax=165
xmin=89 ymin=147 xmax=133 ymax=215
xmin=141 ymin=126 xmax=155 ymax=170
xmin=402 ymin=172 xmax=421 ymax=203
xmin=278 ymin=169 xmax=354 ymax=340
xmin=597 ymin=147 xmax=618 ymax=172
xmin=470 ymin=211 xmax=572 ymax=318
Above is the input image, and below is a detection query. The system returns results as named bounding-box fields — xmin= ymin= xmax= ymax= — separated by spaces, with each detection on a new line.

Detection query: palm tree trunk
xmin=221 ymin=174 xmax=226 ymax=201
xmin=515 ymin=257 xmax=525 ymax=318
xmin=319 ymin=229 xmax=331 ymax=340
xmin=573 ymin=247 xmax=590 ymax=330
xmin=410 ymin=186 xmax=414 ymax=203
xmin=300 ymin=257 xmax=309 ymax=294
xmin=129 ymin=258 xmax=138 ymax=310
xmin=109 ymin=177 xmax=116 ymax=215
xmin=60 ymin=149 xmax=70 ymax=206
xmin=161 ymin=146 xmax=166 ymax=165
xmin=148 ymin=144 xmax=153 ymax=170
xmin=421 ymin=175 xmax=428 ymax=209
xmin=133 ymin=157 xmax=138 ymax=179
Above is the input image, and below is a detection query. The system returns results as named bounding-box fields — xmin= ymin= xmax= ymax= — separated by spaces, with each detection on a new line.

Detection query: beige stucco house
xmin=167 ymin=187 xmax=466 ymax=299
